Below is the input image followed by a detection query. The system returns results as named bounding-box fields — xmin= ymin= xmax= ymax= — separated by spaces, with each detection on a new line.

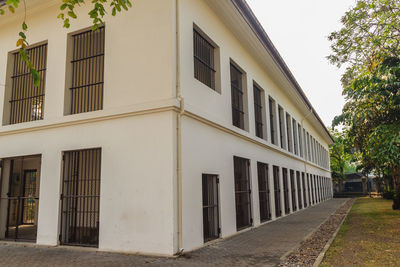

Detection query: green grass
xmin=321 ymin=198 xmax=400 ymax=267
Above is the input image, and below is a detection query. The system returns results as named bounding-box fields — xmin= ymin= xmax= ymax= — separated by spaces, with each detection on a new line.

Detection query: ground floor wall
xmin=0 ymin=111 xmax=177 ymax=255
xmin=181 ymin=116 xmax=332 ymax=252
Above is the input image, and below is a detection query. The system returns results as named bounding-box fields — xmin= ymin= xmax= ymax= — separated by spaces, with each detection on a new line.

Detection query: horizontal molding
xmin=0 ymin=106 xmax=178 ymax=137
xmin=183 ymin=110 xmax=330 ymax=173
xmin=0 ymin=101 xmax=330 ymax=173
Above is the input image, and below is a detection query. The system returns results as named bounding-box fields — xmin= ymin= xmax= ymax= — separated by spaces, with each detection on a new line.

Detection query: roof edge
xmin=230 ymin=0 xmax=334 ymax=144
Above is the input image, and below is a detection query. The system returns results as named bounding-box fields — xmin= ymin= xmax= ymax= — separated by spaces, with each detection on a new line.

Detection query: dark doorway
xmin=308 ymin=174 xmax=313 ymax=205
xmin=2 ymin=156 xmax=41 ymax=242
xmin=60 ymin=148 xmax=101 ymax=247
xmin=302 ymin=172 xmax=307 ymax=208
xmin=257 ymin=162 xmax=271 ymax=222
xmin=233 ymin=156 xmax=252 ymax=231
xmin=273 ymin=166 xmax=281 ymax=218
xmin=296 ymin=171 xmax=302 ymax=210
xmin=282 ymin=168 xmax=290 ymax=214
xmin=202 ymin=174 xmax=220 ymax=242
xmin=290 ymin=170 xmax=296 ymax=212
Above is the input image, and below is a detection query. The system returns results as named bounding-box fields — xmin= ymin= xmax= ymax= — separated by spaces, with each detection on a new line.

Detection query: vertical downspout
xmin=175 ymin=0 xmax=184 ymax=254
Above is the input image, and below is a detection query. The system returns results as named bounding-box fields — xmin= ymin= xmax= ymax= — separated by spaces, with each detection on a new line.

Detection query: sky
xmin=246 ymin=0 xmax=355 ymax=127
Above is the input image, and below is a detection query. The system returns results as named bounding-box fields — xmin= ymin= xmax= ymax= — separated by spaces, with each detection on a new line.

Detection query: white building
xmin=0 ymin=0 xmax=333 ymax=256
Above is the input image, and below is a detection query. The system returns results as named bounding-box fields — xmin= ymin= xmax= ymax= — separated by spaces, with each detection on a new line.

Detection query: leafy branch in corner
xmin=0 ymin=0 xmax=133 ymax=86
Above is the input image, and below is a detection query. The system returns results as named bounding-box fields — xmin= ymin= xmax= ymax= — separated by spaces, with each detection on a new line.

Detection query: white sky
xmin=246 ymin=0 xmax=355 ymax=127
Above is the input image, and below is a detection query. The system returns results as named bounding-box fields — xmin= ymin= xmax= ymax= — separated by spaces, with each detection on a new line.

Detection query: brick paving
xmin=0 ymin=198 xmax=348 ymax=267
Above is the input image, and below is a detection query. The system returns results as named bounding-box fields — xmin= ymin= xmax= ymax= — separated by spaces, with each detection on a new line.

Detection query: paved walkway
xmin=0 ymin=198 xmax=348 ymax=267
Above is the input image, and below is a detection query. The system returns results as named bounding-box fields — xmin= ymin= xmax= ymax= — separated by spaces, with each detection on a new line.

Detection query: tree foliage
xmin=333 ymin=57 xmax=400 ymax=168
xmin=329 ymin=128 xmax=354 ymax=182
xmin=330 ymin=0 xmax=400 ymax=208
xmin=328 ymin=0 xmax=400 ymax=85
xmin=0 ymin=0 xmax=133 ymax=86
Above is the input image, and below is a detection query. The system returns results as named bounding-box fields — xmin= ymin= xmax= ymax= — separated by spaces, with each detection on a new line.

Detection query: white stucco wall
xmin=0 ymin=111 xmax=177 ymax=255
xmin=178 ymin=0 xmax=332 ymax=252
xmin=0 ymin=0 xmax=176 ymax=125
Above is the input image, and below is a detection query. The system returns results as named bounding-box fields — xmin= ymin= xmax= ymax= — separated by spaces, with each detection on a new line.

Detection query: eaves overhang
xmin=230 ymin=0 xmax=334 ymax=144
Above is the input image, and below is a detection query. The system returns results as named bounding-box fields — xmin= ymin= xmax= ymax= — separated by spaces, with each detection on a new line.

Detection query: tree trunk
xmin=392 ymin=167 xmax=400 ymax=210
xmin=339 ymin=180 xmax=343 ymax=192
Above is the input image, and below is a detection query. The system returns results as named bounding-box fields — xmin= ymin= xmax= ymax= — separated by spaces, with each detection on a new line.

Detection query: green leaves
xmin=330 ymin=1 xmax=400 ymax=174
xmin=58 ymin=0 xmax=133 ymax=31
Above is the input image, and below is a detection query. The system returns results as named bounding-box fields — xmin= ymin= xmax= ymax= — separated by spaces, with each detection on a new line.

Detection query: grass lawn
xmin=321 ymin=197 xmax=400 ymax=266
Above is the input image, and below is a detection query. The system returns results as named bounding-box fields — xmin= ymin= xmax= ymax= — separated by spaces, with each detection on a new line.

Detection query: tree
xmin=328 ymin=0 xmax=400 ymax=85
xmin=329 ymin=0 xmax=400 ymax=209
xmin=333 ymin=57 xmax=400 ymax=208
xmin=0 ymin=0 xmax=133 ymax=85
xmin=329 ymin=128 xmax=355 ymax=192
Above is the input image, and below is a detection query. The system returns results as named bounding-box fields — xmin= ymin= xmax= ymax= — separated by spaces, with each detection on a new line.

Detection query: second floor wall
xmin=179 ymin=0 xmax=331 ymax=170
xmin=0 ymin=0 xmax=177 ymax=128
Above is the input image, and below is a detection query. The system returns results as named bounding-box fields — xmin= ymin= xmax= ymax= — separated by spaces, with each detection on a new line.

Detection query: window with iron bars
xmin=193 ymin=29 xmax=216 ymax=90
xmin=253 ymin=85 xmax=263 ymax=139
xmin=70 ymin=27 xmax=105 ymax=114
xmin=9 ymin=43 xmax=47 ymax=125
xmin=269 ymin=97 xmax=277 ymax=145
xmin=292 ymin=118 xmax=298 ymax=155
xmin=230 ymin=64 xmax=245 ymax=130
xmin=278 ymin=106 xmax=286 ymax=149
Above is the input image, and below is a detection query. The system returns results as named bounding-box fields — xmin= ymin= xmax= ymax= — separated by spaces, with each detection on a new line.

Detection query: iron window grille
xmin=9 ymin=43 xmax=47 ymax=124
xmin=70 ymin=27 xmax=105 ymax=114
xmin=282 ymin=168 xmax=290 ymax=214
xmin=307 ymin=133 xmax=311 ymax=161
xmin=253 ymin=86 xmax=263 ymax=138
xmin=269 ymin=97 xmax=276 ymax=145
xmin=296 ymin=171 xmax=302 ymax=210
xmin=202 ymin=174 xmax=220 ymax=242
xmin=298 ymin=124 xmax=303 ymax=157
xmin=60 ymin=148 xmax=101 ymax=247
xmin=286 ymin=113 xmax=292 ymax=153
xmin=257 ymin=162 xmax=271 ymax=222
xmin=278 ymin=106 xmax=285 ymax=149
xmin=302 ymin=172 xmax=307 ymax=207
xmin=292 ymin=119 xmax=298 ymax=155
xmin=233 ymin=156 xmax=252 ymax=230
xmin=193 ymin=29 xmax=216 ymax=90
xmin=273 ymin=166 xmax=281 ymax=217
xmin=312 ymin=175 xmax=316 ymax=204
xmin=290 ymin=170 xmax=296 ymax=211
xmin=230 ymin=64 xmax=245 ymax=130
xmin=307 ymin=174 xmax=312 ymax=205
xmin=253 ymin=85 xmax=264 ymax=139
